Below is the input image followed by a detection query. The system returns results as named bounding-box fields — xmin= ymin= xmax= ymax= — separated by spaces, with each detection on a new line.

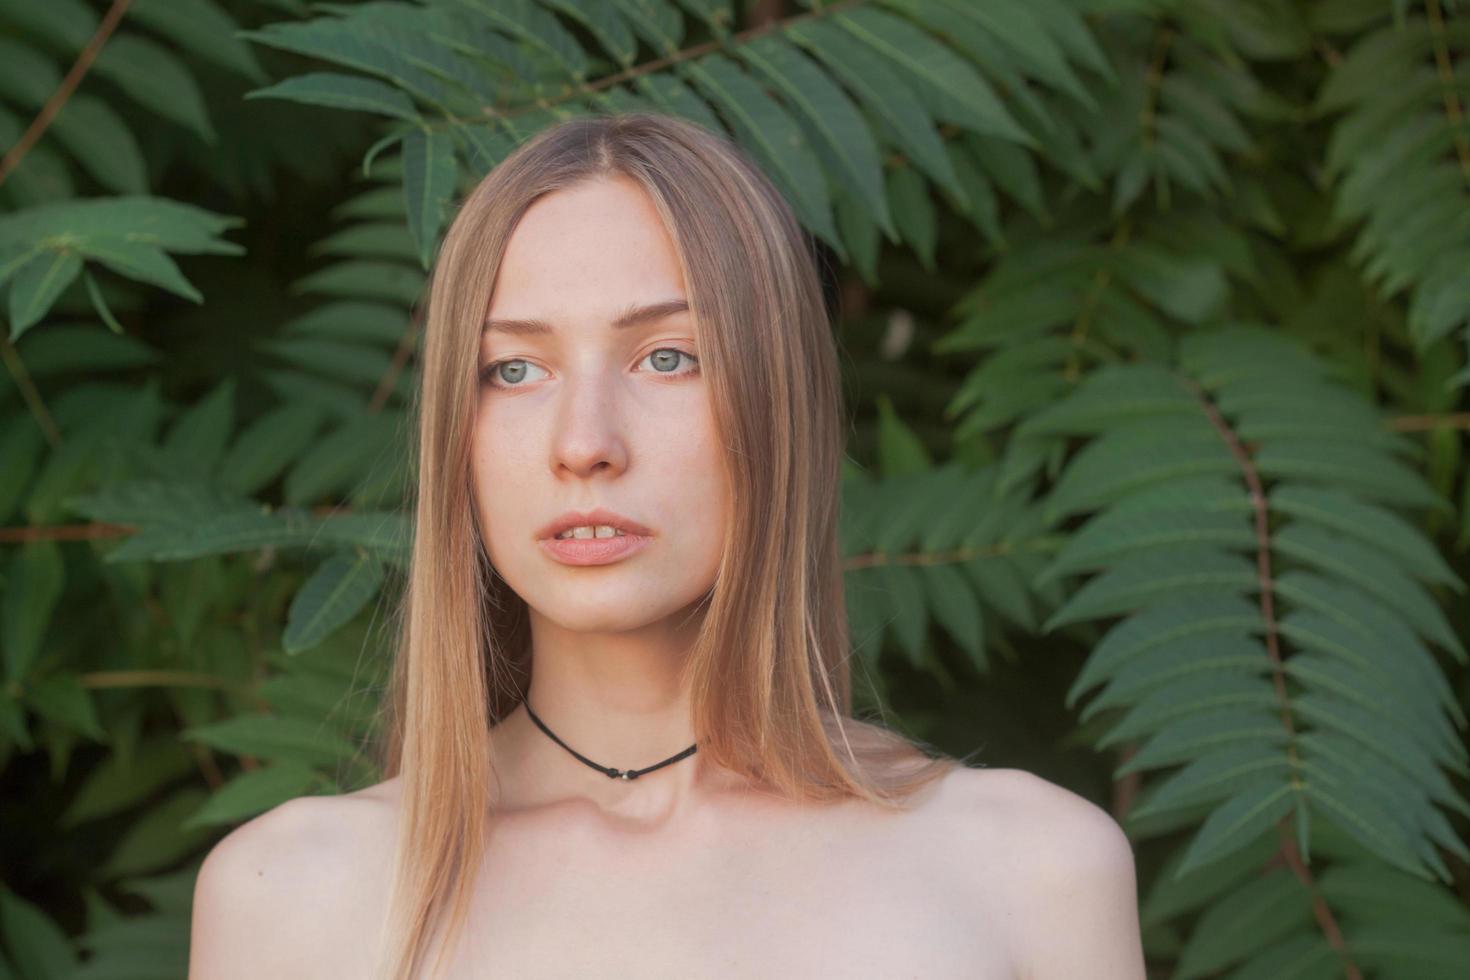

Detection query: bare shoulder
xmin=936 ymin=765 xmax=1147 ymax=979
xmin=188 ymin=774 xmax=402 ymax=979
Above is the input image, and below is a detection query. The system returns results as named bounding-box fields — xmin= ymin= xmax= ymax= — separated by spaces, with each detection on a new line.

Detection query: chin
xmin=526 ymin=581 xmax=713 ymax=635
xmin=536 ymin=606 xmax=668 ymax=636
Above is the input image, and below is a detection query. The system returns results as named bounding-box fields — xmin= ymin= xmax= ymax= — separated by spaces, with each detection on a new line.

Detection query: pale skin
xmin=188 ymin=175 xmax=1148 ymax=978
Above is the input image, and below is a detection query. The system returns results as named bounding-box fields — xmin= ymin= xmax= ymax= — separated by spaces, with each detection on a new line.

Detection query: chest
xmin=423 ymin=801 xmax=1018 ymax=979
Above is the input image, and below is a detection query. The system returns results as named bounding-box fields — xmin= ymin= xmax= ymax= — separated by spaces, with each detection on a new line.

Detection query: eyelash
xmin=478 ymin=347 xmax=701 ymax=390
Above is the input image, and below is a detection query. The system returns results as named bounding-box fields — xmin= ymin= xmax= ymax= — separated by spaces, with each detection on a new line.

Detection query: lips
xmin=539 ymin=532 xmax=650 ymax=566
xmin=536 ymin=507 xmax=655 ymax=541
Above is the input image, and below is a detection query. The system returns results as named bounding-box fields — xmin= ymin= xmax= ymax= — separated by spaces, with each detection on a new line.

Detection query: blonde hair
xmin=369 ymin=111 xmax=964 ymax=979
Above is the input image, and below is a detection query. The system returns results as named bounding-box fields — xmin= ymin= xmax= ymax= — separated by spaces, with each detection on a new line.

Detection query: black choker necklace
xmin=523 ymin=700 xmax=698 ymax=781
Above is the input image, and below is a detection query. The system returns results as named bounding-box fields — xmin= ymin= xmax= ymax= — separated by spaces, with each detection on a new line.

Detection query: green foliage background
xmin=2 ymin=0 xmax=1470 ymax=976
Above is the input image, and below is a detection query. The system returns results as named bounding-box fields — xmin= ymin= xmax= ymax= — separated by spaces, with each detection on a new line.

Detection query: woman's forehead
xmin=492 ymin=178 xmax=681 ymax=299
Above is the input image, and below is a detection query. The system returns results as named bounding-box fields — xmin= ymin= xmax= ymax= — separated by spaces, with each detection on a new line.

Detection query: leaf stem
xmin=0 ymin=0 xmax=134 ymax=188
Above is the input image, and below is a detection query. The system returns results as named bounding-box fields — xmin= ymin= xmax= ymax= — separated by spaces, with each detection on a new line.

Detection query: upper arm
xmin=188 ymin=798 xmax=324 ymax=980
xmin=1001 ymin=771 xmax=1148 ymax=980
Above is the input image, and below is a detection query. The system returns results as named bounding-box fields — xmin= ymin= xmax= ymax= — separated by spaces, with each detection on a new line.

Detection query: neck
xmin=487 ymin=602 xmax=733 ymax=827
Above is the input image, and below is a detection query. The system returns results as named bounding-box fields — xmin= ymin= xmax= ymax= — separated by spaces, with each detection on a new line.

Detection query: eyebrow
xmin=483 ymin=298 xmax=690 ymax=336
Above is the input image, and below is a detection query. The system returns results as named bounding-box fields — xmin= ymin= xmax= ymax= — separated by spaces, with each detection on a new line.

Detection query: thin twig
xmin=0 ymin=335 xmax=62 ymax=447
xmin=0 ymin=0 xmax=133 ymax=188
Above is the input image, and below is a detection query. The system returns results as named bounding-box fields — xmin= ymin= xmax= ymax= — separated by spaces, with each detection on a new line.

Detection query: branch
xmin=0 ymin=0 xmax=134 ymax=188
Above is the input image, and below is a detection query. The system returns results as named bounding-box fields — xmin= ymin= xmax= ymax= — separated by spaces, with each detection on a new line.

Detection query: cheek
xmin=669 ymin=424 xmax=731 ymax=544
xmin=469 ymin=421 xmax=532 ymax=566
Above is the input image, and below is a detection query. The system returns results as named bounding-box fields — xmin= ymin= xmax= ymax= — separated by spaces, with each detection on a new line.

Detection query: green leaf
xmin=1042 ymin=418 xmax=1236 ymax=525
xmin=0 ymin=421 xmax=45 ymax=524
xmin=283 ymin=549 xmax=386 ymax=654
xmin=182 ymin=761 xmax=322 ymax=829
xmin=1037 ymin=507 xmax=1255 ymax=585
xmin=99 ymin=787 xmax=215 ymax=879
xmin=540 ymin=0 xmax=638 ymax=68
xmin=876 ymin=394 xmax=932 ymax=476
xmin=1270 ymin=483 xmax=1462 ymax=593
xmin=66 ymin=477 xmax=252 ymax=529
xmin=679 ymin=53 xmax=839 ymax=251
xmin=6 ymin=248 xmax=81 ymax=340
xmin=60 ymin=736 xmax=198 ymax=827
xmin=1044 ymin=546 xmax=1257 ymax=631
xmin=309 ymin=220 xmax=417 ymax=262
xmin=239 ymin=20 xmax=456 ymax=106
xmin=103 ymin=510 xmax=302 ymax=563
xmin=1273 ymin=523 xmax=1464 ymax=660
xmin=18 ymin=323 xmax=158 ymax=376
xmin=1292 ymin=693 xmax=1463 ymax=801
xmin=1109 ymin=243 xmax=1228 ymax=324
xmin=455 ymin=0 xmax=589 ymax=81
xmin=1282 ymin=649 xmax=1459 ymax=772
xmin=940 ymin=142 xmax=1004 ymax=247
xmin=181 ymin=714 xmax=359 ymax=767
xmin=885 ymin=163 xmax=937 ymax=271
xmin=91 ymin=34 xmax=215 ymax=142
xmin=1172 ymin=869 xmax=1313 ymax=974
xmin=1099 ymin=672 xmax=1278 ymax=747
xmin=1065 ymin=594 xmax=1261 ymax=708
xmin=116 ymin=866 xmax=200 ymax=915
xmin=294 ymin=260 xmax=424 ymax=306
xmin=737 ymin=34 xmax=895 ymax=241
xmin=161 ymin=377 xmax=236 ymax=481
xmin=962 ymin=555 xmax=1037 ymax=633
xmin=128 ymin=0 xmax=268 ymax=82
xmin=1130 ymin=743 xmax=1293 ymax=820
xmin=314 ymin=511 xmax=412 ymax=561
xmin=0 ymin=885 xmax=77 ymax=980
xmin=1255 ymin=440 xmax=1446 ymax=513
xmin=631 ymin=73 xmax=726 ymax=139
xmin=279 ymin=300 xmax=406 ymax=345
xmin=787 ymin=17 xmax=967 ymax=213
xmin=259 ymin=668 xmax=376 ymax=729
xmin=1084 ymin=634 xmax=1275 ymax=726
xmin=610 ymin=0 xmax=684 ymax=56
xmin=875 ymin=564 xmax=928 ymax=669
xmin=82 ymin=266 xmax=126 ymax=335
xmin=245 ymin=72 xmax=421 ymax=122
xmin=401 ymin=127 xmax=457 ymax=269
xmin=48 ymin=93 xmax=147 ymax=193
xmin=0 ymin=195 xmax=243 ymax=256
xmin=1301 ymin=758 xmax=1434 ymax=880
xmin=283 ymin=413 xmax=405 ymax=505
xmin=1122 ymin=708 xmax=1286 ymax=774
xmin=1017 ymin=363 xmax=1198 ymax=438
xmin=919 ymin=562 xmax=984 ymax=671
xmin=832 ymin=183 xmax=880 ymax=285
xmin=259 ymin=337 xmax=394 ymax=386
xmin=24 ymin=673 xmax=105 ymax=742
xmin=965 ymin=132 xmax=1048 ymax=223
xmin=2 ymin=540 xmax=64 ymax=683
xmin=832 ymin=6 xmax=1032 ymax=146
xmin=0 ymin=0 xmax=95 ymax=50
xmin=1279 ymin=601 xmax=1459 ymax=738
xmin=219 ymin=402 xmax=329 ymax=497
xmin=78 ymin=238 xmax=202 ymax=303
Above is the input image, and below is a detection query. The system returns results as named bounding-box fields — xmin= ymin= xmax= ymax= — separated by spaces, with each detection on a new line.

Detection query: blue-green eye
xmin=642 ymin=348 xmax=699 ymax=375
xmin=479 ymin=348 xmax=699 ymax=390
xmin=479 ymin=359 xmax=544 ymax=389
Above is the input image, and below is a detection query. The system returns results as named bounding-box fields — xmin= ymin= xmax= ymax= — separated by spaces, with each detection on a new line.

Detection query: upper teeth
xmin=556 ymin=525 xmax=626 ymax=539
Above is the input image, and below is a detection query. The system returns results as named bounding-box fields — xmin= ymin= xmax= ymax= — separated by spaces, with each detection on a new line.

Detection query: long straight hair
xmin=369 ymin=111 xmax=964 ymax=979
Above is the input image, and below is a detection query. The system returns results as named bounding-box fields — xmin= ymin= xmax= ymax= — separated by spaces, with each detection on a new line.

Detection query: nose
xmin=549 ymin=364 xmax=628 ymax=478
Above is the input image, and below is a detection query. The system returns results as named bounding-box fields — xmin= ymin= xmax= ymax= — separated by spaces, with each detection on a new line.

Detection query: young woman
xmin=189 ymin=112 xmax=1146 ymax=979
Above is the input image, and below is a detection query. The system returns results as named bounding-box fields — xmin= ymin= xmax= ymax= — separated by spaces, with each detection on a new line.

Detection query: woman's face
xmin=471 ymin=175 xmax=729 ymax=633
